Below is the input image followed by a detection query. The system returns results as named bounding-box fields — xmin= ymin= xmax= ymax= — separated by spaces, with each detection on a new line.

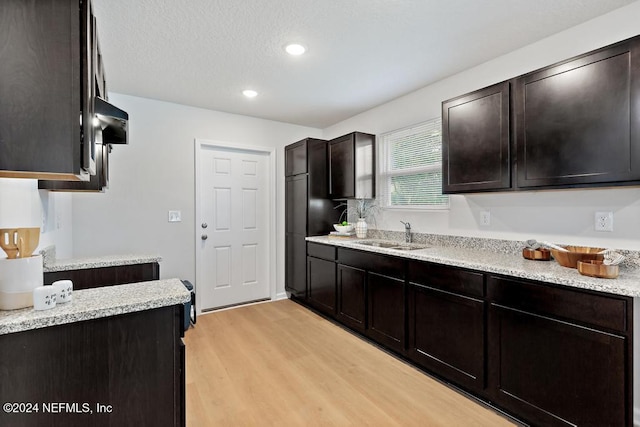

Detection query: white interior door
xmin=197 ymin=143 xmax=271 ymax=311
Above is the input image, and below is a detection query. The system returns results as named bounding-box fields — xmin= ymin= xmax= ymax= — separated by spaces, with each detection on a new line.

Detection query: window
xmin=378 ymin=118 xmax=449 ymax=209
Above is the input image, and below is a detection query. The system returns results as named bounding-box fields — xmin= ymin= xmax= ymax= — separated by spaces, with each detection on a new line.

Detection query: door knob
xmin=201 ymin=223 xmax=208 ymax=229
xmin=201 ymin=234 xmax=208 ymax=240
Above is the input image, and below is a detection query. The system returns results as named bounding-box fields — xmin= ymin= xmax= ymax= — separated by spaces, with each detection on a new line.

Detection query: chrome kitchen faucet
xmin=400 ymin=221 xmax=411 ymax=243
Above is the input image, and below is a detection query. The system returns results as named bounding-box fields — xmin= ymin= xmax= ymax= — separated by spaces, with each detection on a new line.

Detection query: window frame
xmin=377 ymin=118 xmax=449 ymax=211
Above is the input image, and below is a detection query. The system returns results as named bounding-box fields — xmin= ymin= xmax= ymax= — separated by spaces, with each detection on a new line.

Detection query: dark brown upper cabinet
xmin=442 ymin=82 xmax=511 ymax=193
xmin=443 ymin=34 xmax=640 ymax=194
xmin=329 ymin=132 xmax=376 ymax=199
xmin=515 ymin=37 xmax=640 ymax=189
xmin=0 ymin=0 xmax=97 ymax=180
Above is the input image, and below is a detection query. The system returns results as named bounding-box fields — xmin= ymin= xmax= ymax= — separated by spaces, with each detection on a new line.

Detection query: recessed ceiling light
xmin=285 ymin=43 xmax=306 ymax=56
xmin=242 ymin=89 xmax=258 ymax=98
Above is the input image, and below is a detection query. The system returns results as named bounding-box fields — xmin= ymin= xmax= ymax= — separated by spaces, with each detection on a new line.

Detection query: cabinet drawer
xmin=408 ymin=261 xmax=484 ymax=298
xmin=307 ymin=242 xmax=336 ymax=261
xmin=488 ymin=276 xmax=629 ymax=332
xmin=338 ymin=248 xmax=404 ymax=279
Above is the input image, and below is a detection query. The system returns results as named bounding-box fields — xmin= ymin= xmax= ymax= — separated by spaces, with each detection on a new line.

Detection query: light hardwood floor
xmin=184 ymin=299 xmax=516 ymax=426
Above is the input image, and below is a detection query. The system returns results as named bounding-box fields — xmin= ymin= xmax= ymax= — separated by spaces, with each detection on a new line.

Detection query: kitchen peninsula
xmin=0 ymin=279 xmax=189 ymax=427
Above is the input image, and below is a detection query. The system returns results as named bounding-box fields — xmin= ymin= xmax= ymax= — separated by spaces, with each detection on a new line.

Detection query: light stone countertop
xmin=307 ymin=236 xmax=640 ymax=297
xmin=0 ymin=278 xmax=190 ymax=335
xmin=42 ymin=254 xmax=162 ymax=272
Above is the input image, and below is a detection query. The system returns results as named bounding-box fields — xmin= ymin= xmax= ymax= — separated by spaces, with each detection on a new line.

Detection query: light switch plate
xmin=168 ymin=210 xmax=182 ymax=223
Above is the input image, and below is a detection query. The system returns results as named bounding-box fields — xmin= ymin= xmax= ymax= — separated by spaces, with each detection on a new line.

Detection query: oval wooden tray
xmin=577 ymin=260 xmax=619 ymax=279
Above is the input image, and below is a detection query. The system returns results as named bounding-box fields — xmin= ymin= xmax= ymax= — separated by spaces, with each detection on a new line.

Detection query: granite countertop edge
xmin=307 ymin=236 xmax=640 ymax=298
xmin=0 ymin=278 xmax=190 ymax=335
xmin=43 ymin=254 xmax=162 ymax=272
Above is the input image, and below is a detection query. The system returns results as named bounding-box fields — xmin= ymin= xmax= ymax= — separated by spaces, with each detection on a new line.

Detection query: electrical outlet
xmin=594 ymin=211 xmax=613 ymax=232
xmin=480 ymin=211 xmax=491 ymax=226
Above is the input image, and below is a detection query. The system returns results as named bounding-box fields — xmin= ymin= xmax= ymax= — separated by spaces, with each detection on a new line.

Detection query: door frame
xmin=194 ymin=138 xmax=277 ymax=313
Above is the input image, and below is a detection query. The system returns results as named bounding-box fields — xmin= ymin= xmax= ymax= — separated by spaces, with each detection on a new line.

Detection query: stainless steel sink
xmin=354 ymin=241 xmax=430 ymax=251
xmin=354 ymin=241 xmax=399 ymax=248
xmin=390 ymin=245 xmax=429 ymax=251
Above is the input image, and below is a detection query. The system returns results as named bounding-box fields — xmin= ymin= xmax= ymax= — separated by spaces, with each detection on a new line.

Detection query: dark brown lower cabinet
xmin=488 ymin=275 xmax=632 ymax=427
xmin=302 ymin=246 xmax=634 ymax=426
xmin=0 ymin=305 xmax=185 ymax=427
xmin=489 ymin=304 xmax=626 ymax=427
xmin=307 ymin=256 xmax=336 ymax=316
xmin=336 ymin=264 xmax=367 ymax=332
xmin=407 ymin=283 xmax=485 ymax=392
xmin=43 ymin=262 xmax=160 ymax=290
xmin=367 ymin=272 xmax=405 ymax=353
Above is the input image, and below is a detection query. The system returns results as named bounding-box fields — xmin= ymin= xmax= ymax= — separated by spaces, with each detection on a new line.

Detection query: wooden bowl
xmin=577 ymin=260 xmax=619 ymax=279
xmin=522 ymin=248 xmax=551 ymax=261
xmin=550 ymin=246 xmax=604 ymax=268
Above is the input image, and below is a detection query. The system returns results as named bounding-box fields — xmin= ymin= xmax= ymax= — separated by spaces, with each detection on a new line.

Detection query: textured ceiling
xmin=92 ymin=0 xmax=635 ymax=128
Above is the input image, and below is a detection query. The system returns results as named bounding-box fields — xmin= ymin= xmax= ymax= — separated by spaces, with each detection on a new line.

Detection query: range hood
xmin=95 ymin=97 xmax=129 ymax=145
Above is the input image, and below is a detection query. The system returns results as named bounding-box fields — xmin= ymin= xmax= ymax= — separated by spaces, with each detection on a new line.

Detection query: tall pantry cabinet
xmin=285 ymin=138 xmax=339 ymax=299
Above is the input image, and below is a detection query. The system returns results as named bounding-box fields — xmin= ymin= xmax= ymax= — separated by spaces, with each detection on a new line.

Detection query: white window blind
xmin=379 ymin=118 xmax=449 ymax=209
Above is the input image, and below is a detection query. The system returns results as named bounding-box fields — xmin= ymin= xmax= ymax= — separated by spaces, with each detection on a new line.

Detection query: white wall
xmin=0 ymin=179 xmax=73 ymax=258
xmin=323 ymin=1 xmax=640 ymax=250
xmin=71 ymin=94 xmax=321 ymax=293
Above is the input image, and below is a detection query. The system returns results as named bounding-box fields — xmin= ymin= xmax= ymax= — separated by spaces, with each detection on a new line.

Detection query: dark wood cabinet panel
xmin=0 ymin=0 xmax=101 ymax=180
xmin=307 ymin=242 xmax=335 ymax=261
xmin=408 ymin=261 xmax=484 ymax=298
xmin=286 ymin=174 xmax=308 ymax=235
xmin=0 ymin=306 xmax=184 ymax=427
xmin=337 ymin=247 xmax=404 ymax=279
xmin=307 ymin=256 xmax=336 ymax=316
xmin=515 ymin=38 xmax=640 ymax=188
xmin=336 ymin=264 xmax=367 ymax=332
xmin=329 ymin=132 xmax=375 ymax=199
xmin=442 ymin=81 xmax=511 ymax=193
xmin=367 ymin=272 xmax=405 ymax=353
xmin=43 ymin=262 xmax=160 ymax=290
xmin=407 ymin=282 xmax=485 ymax=392
xmin=488 ymin=275 xmax=628 ymax=333
xmin=488 ymin=304 xmax=627 ymax=427
xmin=286 ymin=234 xmax=307 ymax=298
xmin=329 ymin=135 xmax=355 ymax=198
xmin=285 ymin=140 xmax=308 ymax=176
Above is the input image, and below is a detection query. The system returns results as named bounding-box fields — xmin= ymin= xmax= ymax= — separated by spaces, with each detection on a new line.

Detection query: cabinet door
xmin=285 ymin=175 xmax=308 ymax=235
xmin=516 ymin=39 xmax=640 ymax=188
xmin=367 ymin=272 xmax=405 ymax=353
xmin=329 ymin=135 xmax=355 ymax=199
xmin=407 ymin=283 xmax=485 ymax=392
xmin=307 ymin=256 xmax=336 ymax=316
xmin=285 ymin=234 xmax=307 ymax=298
xmin=336 ymin=264 xmax=366 ymax=332
xmin=0 ymin=0 xmax=86 ymax=179
xmin=442 ymin=81 xmax=511 ymax=193
xmin=488 ymin=304 xmax=627 ymax=426
xmin=285 ymin=140 xmax=308 ymax=176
